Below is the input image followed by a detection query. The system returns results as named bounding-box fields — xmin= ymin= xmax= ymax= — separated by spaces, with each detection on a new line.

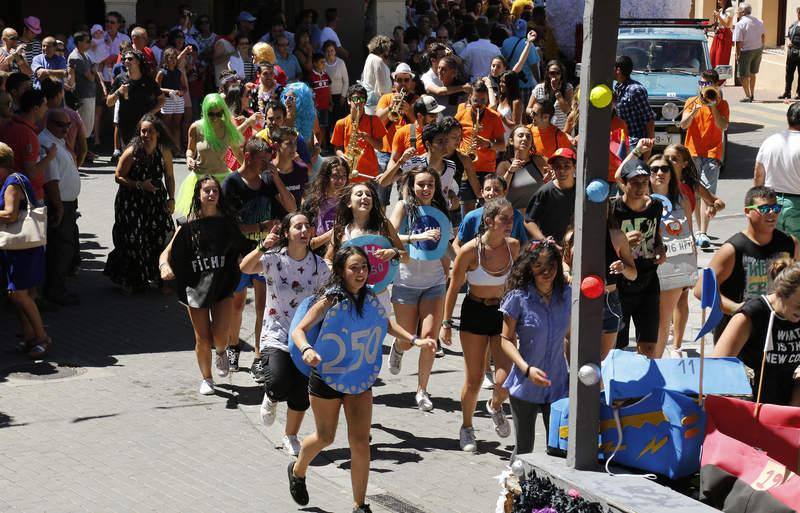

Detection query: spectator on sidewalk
xmin=680 ymin=69 xmax=730 ymax=248
xmin=0 ymin=28 xmax=33 ymax=76
xmin=101 ymin=12 xmax=131 ymax=85
xmin=319 ymin=9 xmax=348 ymax=60
xmin=6 ymin=71 xmax=31 ymax=112
xmin=361 ymin=35 xmax=393 ymax=114
xmin=40 ymin=78 xmax=87 ymax=167
xmin=461 ymin=20 xmax=501 ymax=82
xmin=130 ymin=27 xmax=157 ymax=68
xmin=0 ymin=142 xmax=51 ymax=359
xmin=754 ymin=102 xmax=800 ymax=237
xmin=274 ymin=36 xmax=301 ymax=82
xmin=68 ymin=31 xmax=97 ymax=153
xmin=31 ymin=37 xmax=68 ymax=90
xmin=694 ymin=185 xmax=799 ymax=340
xmin=613 ymin=55 xmax=654 ymax=147
xmin=323 ymin=40 xmax=349 ymax=123
xmin=40 ymin=109 xmax=81 ymax=306
xmin=733 ymin=2 xmax=765 ymax=103
xmin=781 ymin=6 xmax=800 ymax=100
xmin=528 ymin=60 xmax=572 ymax=131
xmin=19 ymin=16 xmax=43 ymax=70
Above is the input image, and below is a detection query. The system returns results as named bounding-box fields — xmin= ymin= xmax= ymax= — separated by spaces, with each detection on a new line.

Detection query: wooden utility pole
xmin=567 ymin=0 xmax=621 ymax=470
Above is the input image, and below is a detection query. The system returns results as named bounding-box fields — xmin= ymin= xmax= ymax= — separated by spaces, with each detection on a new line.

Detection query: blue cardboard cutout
xmin=313 ymin=294 xmax=389 ymax=394
xmin=601 ymin=349 xmax=751 ymax=404
xmin=289 ymin=296 xmax=322 ymax=377
xmin=342 ymin=235 xmax=398 ymax=293
xmin=650 ymin=193 xmax=673 ymax=219
xmin=407 ymin=206 xmax=452 ymax=261
xmin=695 ymin=267 xmax=723 ymax=341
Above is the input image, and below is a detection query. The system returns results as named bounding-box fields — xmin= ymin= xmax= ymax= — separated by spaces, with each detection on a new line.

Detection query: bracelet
xmin=301 ymin=345 xmax=314 ymax=355
xmin=410 ymin=335 xmax=419 ymax=347
xmin=159 ymin=262 xmax=169 ymax=270
xmin=136 ymin=181 xmax=143 ymax=190
xmin=441 ymin=319 xmax=454 ymax=329
xmin=525 ymin=365 xmax=532 ymax=378
xmin=167 ymin=197 xmax=175 ymax=201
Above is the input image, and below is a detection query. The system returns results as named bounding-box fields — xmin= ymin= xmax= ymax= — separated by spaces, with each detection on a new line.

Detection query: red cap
xmin=547 ymin=147 xmax=577 ymax=164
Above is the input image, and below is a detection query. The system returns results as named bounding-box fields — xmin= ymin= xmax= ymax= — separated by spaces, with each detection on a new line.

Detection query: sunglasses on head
xmin=529 ymin=237 xmax=561 ymax=252
xmin=746 ymin=203 xmax=782 ymax=215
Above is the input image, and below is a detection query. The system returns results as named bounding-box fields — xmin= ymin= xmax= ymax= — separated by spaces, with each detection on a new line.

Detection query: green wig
xmin=200 ymin=93 xmax=243 ymax=152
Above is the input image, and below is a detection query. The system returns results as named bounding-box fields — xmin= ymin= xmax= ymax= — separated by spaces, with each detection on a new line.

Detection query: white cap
xmin=392 ymin=62 xmax=415 ymax=79
xmin=417 ymin=94 xmax=445 ymax=114
xmin=91 ymin=24 xmax=104 ymax=36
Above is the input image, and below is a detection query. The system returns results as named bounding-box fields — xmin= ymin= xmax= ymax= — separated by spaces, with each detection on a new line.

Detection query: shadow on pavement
xmin=721 ymin=139 xmax=758 ymax=180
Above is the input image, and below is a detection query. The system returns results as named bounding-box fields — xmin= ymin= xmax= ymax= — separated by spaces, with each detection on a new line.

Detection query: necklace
xmin=536 ymin=285 xmax=554 ymax=299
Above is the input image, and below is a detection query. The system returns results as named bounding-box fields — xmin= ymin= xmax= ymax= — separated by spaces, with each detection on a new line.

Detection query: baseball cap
xmin=24 ymin=16 xmax=42 ymax=36
xmin=547 ymin=147 xmax=577 ymax=165
xmin=90 ymin=24 xmax=104 ymax=36
xmin=238 ymin=11 xmax=257 ymax=23
xmin=417 ymin=94 xmax=445 ymax=114
xmin=620 ymin=159 xmax=650 ymax=180
xmin=392 ymin=62 xmax=415 ymax=79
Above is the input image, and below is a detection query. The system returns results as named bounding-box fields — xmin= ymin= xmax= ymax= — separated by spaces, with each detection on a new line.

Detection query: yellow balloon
xmin=589 ymin=84 xmax=612 ymax=108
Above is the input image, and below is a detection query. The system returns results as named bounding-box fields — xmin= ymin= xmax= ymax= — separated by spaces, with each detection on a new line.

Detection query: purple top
xmin=499 ymin=284 xmax=571 ymax=404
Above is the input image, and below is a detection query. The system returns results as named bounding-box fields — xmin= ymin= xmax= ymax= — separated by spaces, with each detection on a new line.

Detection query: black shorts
xmin=308 ymin=369 xmax=372 ymax=400
xmin=616 ymin=274 xmax=660 ymax=347
xmin=263 ymin=347 xmax=310 ymax=411
xmin=459 ymin=294 xmax=503 ymax=336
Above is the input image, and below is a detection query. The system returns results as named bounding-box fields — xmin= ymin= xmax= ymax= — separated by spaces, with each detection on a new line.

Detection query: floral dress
xmin=104 ymin=148 xmax=175 ymax=290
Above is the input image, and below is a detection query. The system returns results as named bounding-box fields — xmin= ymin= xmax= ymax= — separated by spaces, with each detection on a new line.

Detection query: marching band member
xmin=387 ymin=95 xmax=443 ymax=174
xmin=330 ymin=84 xmax=386 ymax=184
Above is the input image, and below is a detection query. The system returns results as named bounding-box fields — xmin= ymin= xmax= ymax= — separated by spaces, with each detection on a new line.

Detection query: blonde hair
xmin=770 ymin=258 xmax=800 ymax=299
xmin=252 ymin=42 xmax=276 ymax=64
xmin=0 ymin=142 xmax=14 ymax=168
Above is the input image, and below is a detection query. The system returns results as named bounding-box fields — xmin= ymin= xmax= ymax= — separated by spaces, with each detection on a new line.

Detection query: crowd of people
xmin=2 ymin=2 xmax=800 ymax=513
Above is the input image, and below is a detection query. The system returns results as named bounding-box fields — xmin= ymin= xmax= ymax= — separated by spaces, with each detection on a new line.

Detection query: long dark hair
xmin=664 ymin=143 xmax=702 ymax=191
xmin=648 ymin=153 xmax=681 ymax=206
xmin=401 ymin=166 xmax=448 ymax=228
xmin=331 ymin=182 xmax=391 ymax=254
xmin=498 ymin=70 xmax=521 ymax=104
xmin=224 ymin=85 xmax=247 ymax=117
xmin=123 ymin=49 xmax=152 ymax=79
xmin=302 ymin=156 xmax=350 ymax=223
xmin=544 ymin=60 xmax=568 ymax=96
xmin=508 ymin=239 xmax=566 ymax=294
xmin=269 ymin=211 xmax=312 ymax=253
xmin=318 ymin=246 xmax=371 ymax=316
xmin=188 ymin=175 xmax=232 ymax=220
xmin=129 ymin=113 xmax=178 ymax=155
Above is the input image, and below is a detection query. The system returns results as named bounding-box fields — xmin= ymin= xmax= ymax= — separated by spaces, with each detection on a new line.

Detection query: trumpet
xmin=466 ymin=107 xmax=481 ymax=162
xmin=700 ymin=85 xmax=720 ymax=104
xmin=387 ymin=88 xmax=407 ymax=123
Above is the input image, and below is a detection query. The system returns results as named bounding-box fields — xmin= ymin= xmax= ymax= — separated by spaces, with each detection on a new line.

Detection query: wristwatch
xmin=441 ymin=319 xmax=454 ymax=329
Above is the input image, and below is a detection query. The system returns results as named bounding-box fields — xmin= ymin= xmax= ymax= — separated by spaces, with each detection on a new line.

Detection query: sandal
xmin=28 ymin=337 xmax=52 ymax=359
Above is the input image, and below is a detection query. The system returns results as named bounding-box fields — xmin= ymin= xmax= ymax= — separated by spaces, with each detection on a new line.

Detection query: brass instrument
xmin=466 ymin=107 xmax=482 ymax=162
xmin=387 ymin=88 xmax=407 ymax=123
xmin=345 ymin=108 xmax=365 ymax=178
xmin=700 ymin=85 xmax=720 ymax=104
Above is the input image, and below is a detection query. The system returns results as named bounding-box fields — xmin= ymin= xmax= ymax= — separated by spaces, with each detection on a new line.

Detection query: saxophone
xmin=345 ymin=108 xmax=365 ymax=178
xmin=387 ymin=88 xmax=407 ymax=123
xmin=466 ymin=107 xmax=481 ymax=162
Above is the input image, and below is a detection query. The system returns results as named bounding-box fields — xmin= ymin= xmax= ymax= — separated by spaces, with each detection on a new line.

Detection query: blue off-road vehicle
xmin=616 ymin=19 xmax=732 ymax=162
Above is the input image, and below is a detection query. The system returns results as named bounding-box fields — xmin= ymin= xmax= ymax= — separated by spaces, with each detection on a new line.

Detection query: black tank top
xmin=160 ymin=68 xmax=182 ymax=90
xmin=720 ymin=231 xmax=795 ymax=305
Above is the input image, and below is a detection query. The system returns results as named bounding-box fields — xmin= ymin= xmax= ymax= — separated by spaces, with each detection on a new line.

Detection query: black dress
xmin=104 ymin=148 xmax=175 ymax=290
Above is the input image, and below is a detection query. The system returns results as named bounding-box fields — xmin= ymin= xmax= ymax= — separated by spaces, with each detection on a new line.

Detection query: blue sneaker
xmin=695 ymin=232 xmax=711 ymax=248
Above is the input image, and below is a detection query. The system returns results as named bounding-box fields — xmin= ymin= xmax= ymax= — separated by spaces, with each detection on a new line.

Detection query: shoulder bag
xmin=0 ymin=174 xmax=48 ymax=250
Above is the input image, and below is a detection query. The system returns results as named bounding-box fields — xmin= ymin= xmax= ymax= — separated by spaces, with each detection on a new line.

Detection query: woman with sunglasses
xmin=500 ymin=238 xmax=570 ymax=457
xmin=227 ymin=33 xmax=256 ymax=83
xmin=441 ymin=198 xmax=520 ymax=452
xmin=106 ymin=49 xmax=165 ymax=145
xmin=177 ymin=93 xmax=243 ymax=216
xmin=527 ymin=60 xmax=573 ymax=131
xmin=649 ymin=154 xmax=698 ymax=358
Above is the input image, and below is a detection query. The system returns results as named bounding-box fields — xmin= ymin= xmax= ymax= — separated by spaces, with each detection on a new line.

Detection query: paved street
xmin=0 ymin=88 xmax=794 ymax=513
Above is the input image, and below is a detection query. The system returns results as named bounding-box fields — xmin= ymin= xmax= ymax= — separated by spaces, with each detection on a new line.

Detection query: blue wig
xmin=281 ymin=82 xmax=315 ymax=143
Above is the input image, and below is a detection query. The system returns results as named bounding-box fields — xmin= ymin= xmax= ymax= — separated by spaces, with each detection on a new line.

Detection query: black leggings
xmin=509 ymin=396 xmax=550 ymax=459
xmin=263 ymin=347 xmax=310 ymax=411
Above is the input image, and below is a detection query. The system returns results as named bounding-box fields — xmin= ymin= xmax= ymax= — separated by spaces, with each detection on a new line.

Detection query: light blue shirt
xmin=275 ymin=53 xmax=302 ymax=82
xmin=31 ymin=54 xmax=68 ymax=89
xmin=501 ymin=36 xmax=540 ymax=90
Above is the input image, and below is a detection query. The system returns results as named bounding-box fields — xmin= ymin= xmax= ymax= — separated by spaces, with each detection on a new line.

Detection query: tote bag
xmin=0 ymin=174 xmax=47 ymax=250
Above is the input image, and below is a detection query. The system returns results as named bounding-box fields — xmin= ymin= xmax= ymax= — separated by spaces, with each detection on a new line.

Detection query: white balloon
xmin=578 ymin=363 xmax=601 ymax=386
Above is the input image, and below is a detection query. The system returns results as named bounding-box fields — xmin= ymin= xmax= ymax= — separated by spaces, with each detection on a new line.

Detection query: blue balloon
xmin=314 ymin=295 xmax=389 ymax=394
xmin=407 ymin=206 xmax=452 ymax=260
xmin=650 ymin=193 xmax=673 ymax=219
xmin=586 ymin=179 xmax=609 ymax=203
xmin=342 ymin=235 xmax=399 ymax=293
xmin=289 ymin=296 xmax=322 ymax=377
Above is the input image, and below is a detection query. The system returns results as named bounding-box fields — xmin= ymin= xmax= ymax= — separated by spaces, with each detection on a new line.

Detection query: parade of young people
xmin=4 ymin=4 xmax=800 ymax=513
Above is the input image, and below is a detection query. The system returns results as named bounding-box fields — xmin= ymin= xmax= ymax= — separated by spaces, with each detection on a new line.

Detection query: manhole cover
xmin=5 ymin=362 xmax=87 ymax=381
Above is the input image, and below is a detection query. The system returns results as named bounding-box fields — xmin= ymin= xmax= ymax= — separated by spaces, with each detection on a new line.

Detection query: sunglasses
xmin=528 ymin=237 xmax=561 ymax=252
xmin=350 ymin=96 xmax=367 ymax=103
xmin=7 ymin=35 xmax=18 ymax=41
xmin=698 ymin=80 xmax=714 ymax=87
xmin=207 ymin=111 xmax=223 ymax=118
xmin=650 ymin=165 xmax=670 ymax=174
xmin=746 ymin=203 xmax=782 ymax=215
xmin=395 ymin=77 xmax=412 ymax=83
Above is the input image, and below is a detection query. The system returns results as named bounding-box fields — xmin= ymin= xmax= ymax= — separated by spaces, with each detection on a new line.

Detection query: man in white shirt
xmin=319 ymin=8 xmax=349 ymax=60
xmin=754 ymin=102 xmax=800 ymax=237
xmin=40 ymin=109 xmax=82 ymax=305
xmin=732 ymin=2 xmax=765 ymax=102
xmin=102 ymin=12 xmax=131 ymax=83
xmin=460 ymin=20 xmax=501 ymax=82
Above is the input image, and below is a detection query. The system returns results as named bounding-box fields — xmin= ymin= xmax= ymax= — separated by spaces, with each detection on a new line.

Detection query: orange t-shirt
xmin=529 ymin=124 xmax=573 ymax=160
xmin=390 ymin=122 xmax=427 ymax=160
xmin=455 ymin=105 xmax=505 ymax=173
xmin=377 ymin=93 xmax=412 ymax=153
xmin=331 ymin=113 xmax=387 ymax=182
xmin=683 ymin=96 xmax=729 ymax=160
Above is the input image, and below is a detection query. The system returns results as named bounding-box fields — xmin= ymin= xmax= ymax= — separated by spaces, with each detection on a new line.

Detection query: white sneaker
xmin=283 ymin=435 xmax=301 ymax=456
xmin=388 ymin=342 xmax=403 ymax=375
xmin=215 ymin=351 xmax=230 ymax=378
xmin=459 ymin=426 xmax=477 ymax=452
xmin=260 ymin=394 xmax=277 ymax=426
xmin=486 ymin=400 xmax=511 ymax=438
xmin=198 ymin=378 xmax=215 ymax=395
xmin=415 ymin=390 xmax=433 ymax=412
xmin=482 ymin=371 xmax=494 ymax=389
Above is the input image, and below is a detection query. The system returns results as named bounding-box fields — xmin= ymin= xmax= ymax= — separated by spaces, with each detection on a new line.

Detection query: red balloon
xmin=580 ymin=275 xmax=605 ymax=299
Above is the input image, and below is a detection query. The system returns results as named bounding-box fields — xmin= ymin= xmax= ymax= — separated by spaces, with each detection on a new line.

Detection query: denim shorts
xmin=391 ymin=283 xmax=446 ymax=305
xmin=234 ymin=272 xmax=266 ymax=293
xmin=694 ymin=157 xmax=721 ymax=195
xmin=602 ymin=289 xmax=622 ymax=334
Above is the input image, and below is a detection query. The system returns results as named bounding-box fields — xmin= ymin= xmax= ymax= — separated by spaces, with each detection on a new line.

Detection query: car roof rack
xmin=619 ymin=18 xmax=711 ymax=29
